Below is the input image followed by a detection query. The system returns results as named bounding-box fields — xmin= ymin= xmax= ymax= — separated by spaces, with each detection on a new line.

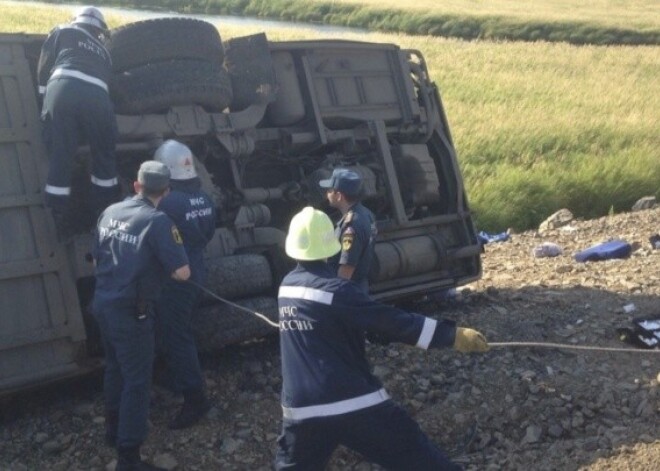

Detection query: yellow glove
xmin=454 ymin=327 xmax=489 ymax=353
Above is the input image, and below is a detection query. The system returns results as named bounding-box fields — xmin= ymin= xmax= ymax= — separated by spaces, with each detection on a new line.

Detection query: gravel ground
xmin=1 ymin=208 xmax=658 ymax=470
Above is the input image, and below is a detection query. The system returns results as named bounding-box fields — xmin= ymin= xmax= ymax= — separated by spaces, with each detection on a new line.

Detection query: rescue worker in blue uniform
xmin=320 ymin=168 xmax=377 ymax=293
xmin=153 ymin=140 xmax=216 ymax=429
xmin=38 ymin=6 xmax=118 ymax=234
xmin=93 ymin=160 xmax=190 ymax=471
xmin=274 ymin=207 xmax=489 ymax=470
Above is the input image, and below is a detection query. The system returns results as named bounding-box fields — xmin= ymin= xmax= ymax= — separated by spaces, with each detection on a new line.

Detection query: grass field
xmin=25 ymin=0 xmax=660 ymax=45
xmin=2 ymin=2 xmax=658 ymax=231
xmin=307 ymin=0 xmax=660 ymax=31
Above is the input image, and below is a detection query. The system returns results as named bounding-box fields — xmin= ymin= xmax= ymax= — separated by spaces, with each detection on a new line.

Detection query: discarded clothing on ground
xmin=574 ymin=239 xmax=631 ymax=263
xmin=478 ymin=231 xmax=509 ymax=245
xmin=616 ymin=316 xmax=660 ymax=349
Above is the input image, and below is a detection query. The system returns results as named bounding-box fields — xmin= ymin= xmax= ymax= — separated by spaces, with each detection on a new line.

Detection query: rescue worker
xmin=320 ymin=168 xmax=377 ymax=292
xmin=37 ymin=6 xmax=118 ymax=234
xmin=274 ymin=207 xmax=489 ymax=470
xmin=153 ymin=140 xmax=216 ymax=429
xmin=93 ymin=161 xmax=190 ymax=471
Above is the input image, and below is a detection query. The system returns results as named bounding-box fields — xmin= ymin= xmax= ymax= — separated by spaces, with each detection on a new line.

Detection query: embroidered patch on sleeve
xmin=171 ymin=225 xmax=183 ymax=244
xmin=342 ymin=232 xmax=354 ymax=251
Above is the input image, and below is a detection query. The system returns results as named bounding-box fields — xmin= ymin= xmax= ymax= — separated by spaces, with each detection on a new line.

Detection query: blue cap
xmin=138 ymin=160 xmax=170 ymax=192
xmin=319 ymin=168 xmax=362 ymax=197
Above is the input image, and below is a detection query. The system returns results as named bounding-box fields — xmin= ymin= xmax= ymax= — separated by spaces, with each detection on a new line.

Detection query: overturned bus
xmin=0 ymin=18 xmax=481 ymax=394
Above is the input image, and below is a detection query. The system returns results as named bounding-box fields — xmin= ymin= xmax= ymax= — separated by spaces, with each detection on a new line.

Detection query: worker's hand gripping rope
xmin=454 ymin=327 xmax=490 ymax=353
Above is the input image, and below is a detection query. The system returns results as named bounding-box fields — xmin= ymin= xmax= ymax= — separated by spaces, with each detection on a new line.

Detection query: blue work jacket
xmin=93 ymin=195 xmax=189 ymax=308
xmin=329 ymin=202 xmax=377 ymax=288
xmin=158 ymin=179 xmax=215 ymax=283
xmin=38 ymin=24 xmax=111 ymax=94
xmin=277 ymin=261 xmax=457 ymax=421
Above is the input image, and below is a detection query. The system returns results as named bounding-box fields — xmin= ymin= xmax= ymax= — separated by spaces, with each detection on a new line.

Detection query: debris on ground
xmin=532 ymin=242 xmax=563 ymax=258
xmin=1 ymin=208 xmax=658 ymax=470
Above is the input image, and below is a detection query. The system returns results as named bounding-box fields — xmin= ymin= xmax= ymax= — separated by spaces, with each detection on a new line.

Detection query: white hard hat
xmin=72 ymin=6 xmax=107 ymax=30
xmin=153 ymin=140 xmax=198 ymax=180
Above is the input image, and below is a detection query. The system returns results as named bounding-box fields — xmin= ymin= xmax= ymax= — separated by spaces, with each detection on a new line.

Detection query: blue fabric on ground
xmin=574 ymin=240 xmax=632 ymax=263
xmin=478 ymin=231 xmax=510 ymax=245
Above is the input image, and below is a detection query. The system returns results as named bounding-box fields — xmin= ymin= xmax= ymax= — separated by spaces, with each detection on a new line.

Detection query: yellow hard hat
xmin=285 ymin=207 xmax=341 ymax=261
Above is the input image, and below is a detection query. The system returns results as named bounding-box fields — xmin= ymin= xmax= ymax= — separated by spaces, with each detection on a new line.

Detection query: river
xmin=8 ymin=0 xmax=367 ymax=34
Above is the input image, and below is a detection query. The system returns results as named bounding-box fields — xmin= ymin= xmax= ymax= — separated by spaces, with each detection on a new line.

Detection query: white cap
xmin=153 ymin=140 xmax=198 ymax=181
xmin=72 ymin=6 xmax=107 ymax=30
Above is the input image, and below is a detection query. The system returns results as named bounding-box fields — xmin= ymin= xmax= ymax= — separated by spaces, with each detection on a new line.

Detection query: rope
xmin=189 ymin=280 xmax=280 ymax=328
xmin=489 ymin=341 xmax=659 ymax=353
xmin=190 ymin=281 xmax=659 ymax=353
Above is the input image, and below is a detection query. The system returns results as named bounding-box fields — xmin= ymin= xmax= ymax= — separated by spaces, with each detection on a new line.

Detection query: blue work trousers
xmin=41 ymin=77 xmax=118 ymax=213
xmin=94 ymin=304 xmax=154 ymax=449
xmin=274 ymin=400 xmax=462 ymax=470
xmin=156 ymin=280 xmax=204 ymax=395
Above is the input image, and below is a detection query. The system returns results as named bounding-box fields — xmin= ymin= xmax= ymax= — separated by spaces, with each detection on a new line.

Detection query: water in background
xmin=11 ymin=0 xmax=367 ymax=35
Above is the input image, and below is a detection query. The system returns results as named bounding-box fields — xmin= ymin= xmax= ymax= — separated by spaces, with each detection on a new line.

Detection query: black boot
xmin=104 ymin=409 xmax=119 ymax=447
xmin=117 ymin=446 xmax=166 ymax=471
xmin=168 ymin=389 xmax=211 ymax=430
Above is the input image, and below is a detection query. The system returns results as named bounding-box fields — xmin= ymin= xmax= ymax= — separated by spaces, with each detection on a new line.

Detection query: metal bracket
xmin=369 ymin=120 xmax=408 ymax=226
xmin=166 ymin=106 xmax=212 ymax=136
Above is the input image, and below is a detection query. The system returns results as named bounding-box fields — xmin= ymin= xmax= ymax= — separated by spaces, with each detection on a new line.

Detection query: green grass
xmin=3 ymin=3 xmax=658 ymax=231
xmin=307 ymin=0 xmax=660 ymax=32
xmin=0 ymin=2 xmax=125 ymax=31
xmin=428 ymin=40 xmax=660 ymax=229
xmin=37 ymin=0 xmax=660 ymax=45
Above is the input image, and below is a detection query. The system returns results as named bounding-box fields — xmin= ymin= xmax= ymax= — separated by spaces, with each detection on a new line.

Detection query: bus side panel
xmin=0 ymin=36 xmax=87 ymax=394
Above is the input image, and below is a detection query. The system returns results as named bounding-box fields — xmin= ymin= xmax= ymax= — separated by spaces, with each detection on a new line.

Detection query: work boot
xmin=104 ymin=409 xmax=119 ymax=447
xmin=168 ymin=390 xmax=211 ymax=430
xmin=117 ymin=446 xmax=166 ymax=471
